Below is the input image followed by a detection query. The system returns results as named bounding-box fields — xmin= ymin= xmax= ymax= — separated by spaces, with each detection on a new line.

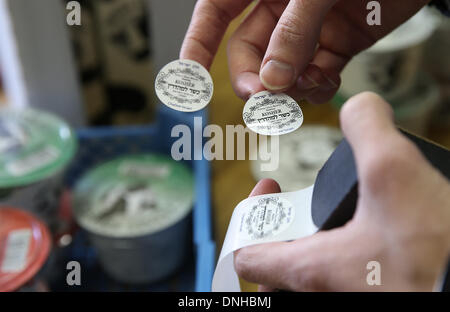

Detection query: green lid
xmin=73 ymin=154 xmax=194 ymax=237
xmin=0 ymin=107 xmax=77 ymax=188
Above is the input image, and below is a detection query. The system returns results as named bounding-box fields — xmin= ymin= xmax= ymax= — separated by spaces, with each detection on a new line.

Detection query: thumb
xmin=339 ymin=92 xmax=426 ymax=191
xmin=234 ymin=227 xmax=356 ymax=291
xmin=259 ymin=0 xmax=336 ymax=91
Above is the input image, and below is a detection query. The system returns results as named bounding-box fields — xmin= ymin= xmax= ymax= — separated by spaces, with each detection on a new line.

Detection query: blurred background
xmin=0 ymin=0 xmax=449 ymax=292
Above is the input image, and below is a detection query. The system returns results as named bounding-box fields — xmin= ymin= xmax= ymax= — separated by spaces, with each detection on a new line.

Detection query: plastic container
xmin=73 ymin=154 xmax=194 ymax=284
xmin=0 ymin=107 xmax=77 ymax=233
xmin=64 ymin=109 xmax=214 ymax=291
xmin=340 ymin=9 xmax=437 ymax=101
xmin=0 ymin=207 xmax=51 ymax=292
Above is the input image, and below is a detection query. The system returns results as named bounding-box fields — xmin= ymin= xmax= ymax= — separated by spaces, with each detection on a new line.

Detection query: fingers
xmin=259 ymin=0 xmax=337 ymax=91
xmin=258 ymin=285 xmax=276 ymax=292
xmin=234 ymin=242 xmax=298 ymax=290
xmin=234 ymin=228 xmax=355 ymax=291
xmin=180 ymin=0 xmax=252 ymax=69
xmin=249 ymin=178 xmax=281 ymax=197
xmin=295 ymin=48 xmax=349 ymax=104
xmin=227 ymin=0 xmax=345 ymax=103
xmin=227 ymin=1 xmax=283 ymax=99
xmin=290 ymin=63 xmax=341 ymax=104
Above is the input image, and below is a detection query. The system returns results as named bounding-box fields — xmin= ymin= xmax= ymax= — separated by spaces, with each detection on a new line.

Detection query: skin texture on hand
xmin=180 ymin=0 xmax=430 ymax=104
xmin=233 ymin=92 xmax=450 ymax=291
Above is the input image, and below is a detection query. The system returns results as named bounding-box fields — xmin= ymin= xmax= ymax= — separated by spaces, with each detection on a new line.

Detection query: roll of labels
xmin=213 ymin=131 xmax=450 ymax=292
xmin=155 ymin=60 xmax=450 ymax=292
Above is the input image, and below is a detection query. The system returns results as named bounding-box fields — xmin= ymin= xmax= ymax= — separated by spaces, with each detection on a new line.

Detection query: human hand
xmin=233 ymin=92 xmax=450 ymax=291
xmin=180 ymin=0 xmax=429 ymax=104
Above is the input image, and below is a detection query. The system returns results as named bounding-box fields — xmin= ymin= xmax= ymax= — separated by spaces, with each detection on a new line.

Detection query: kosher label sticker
xmin=6 ymin=145 xmax=60 ymax=177
xmin=155 ymin=59 xmax=214 ymax=112
xmin=243 ymin=91 xmax=303 ymax=136
xmin=238 ymin=196 xmax=295 ymax=241
xmin=1 ymin=229 xmax=32 ymax=273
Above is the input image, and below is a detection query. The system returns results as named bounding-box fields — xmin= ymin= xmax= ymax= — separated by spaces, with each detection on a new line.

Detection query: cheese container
xmin=251 ymin=126 xmax=343 ymax=192
xmin=72 ymin=154 xmax=194 ymax=284
xmin=0 ymin=207 xmax=51 ymax=292
xmin=0 ymin=107 xmax=77 ymax=233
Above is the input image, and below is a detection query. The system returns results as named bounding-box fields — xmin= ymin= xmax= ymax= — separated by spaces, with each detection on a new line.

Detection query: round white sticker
xmin=238 ymin=196 xmax=295 ymax=241
xmin=155 ymin=59 xmax=214 ymax=112
xmin=243 ymin=91 xmax=303 ymax=136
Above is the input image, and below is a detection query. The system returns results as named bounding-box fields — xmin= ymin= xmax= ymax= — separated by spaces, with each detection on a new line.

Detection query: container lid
xmin=73 ymin=154 xmax=194 ymax=237
xmin=0 ymin=208 xmax=51 ymax=292
xmin=0 ymin=107 xmax=77 ymax=188
xmin=251 ymin=126 xmax=343 ymax=192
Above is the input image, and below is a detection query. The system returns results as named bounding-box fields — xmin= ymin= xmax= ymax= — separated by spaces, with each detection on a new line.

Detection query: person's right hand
xmin=234 ymin=92 xmax=450 ymax=291
xmin=181 ymin=0 xmax=429 ymax=104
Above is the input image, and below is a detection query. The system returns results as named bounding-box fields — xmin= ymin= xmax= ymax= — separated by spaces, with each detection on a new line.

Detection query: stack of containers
xmin=0 ymin=105 xmax=215 ymax=291
xmin=0 ymin=106 xmax=79 ymax=291
xmin=0 ymin=107 xmax=77 ymax=233
xmin=335 ymin=8 xmax=440 ymax=136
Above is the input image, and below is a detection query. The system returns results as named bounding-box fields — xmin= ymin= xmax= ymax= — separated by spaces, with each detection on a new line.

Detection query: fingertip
xmin=250 ymin=179 xmax=281 ymax=197
xmin=287 ymin=64 xmax=340 ymax=104
xmin=259 ymin=60 xmax=296 ymax=92
xmin=340 ymin=91 xmax=394 ymax=137
xmin=234 ymin=72 xmax=265 ymax=100
xmin=339 ymin=92 xmax=401 ymax=174
xmin=179 ymin=46 xmax=213 ymax=71
xmin=303 ymin=85 xmax=339 ymax=105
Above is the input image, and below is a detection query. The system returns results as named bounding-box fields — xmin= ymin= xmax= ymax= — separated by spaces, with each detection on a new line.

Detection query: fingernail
xmin=297 ymin=73 xmax=319 ymax=91
xmin=260 ymin=60 xmax=295 ymax=90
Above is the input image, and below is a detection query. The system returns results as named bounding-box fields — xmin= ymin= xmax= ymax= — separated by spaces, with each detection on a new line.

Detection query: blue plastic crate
xmin=62 ymin=109 xmax=215 ymax=292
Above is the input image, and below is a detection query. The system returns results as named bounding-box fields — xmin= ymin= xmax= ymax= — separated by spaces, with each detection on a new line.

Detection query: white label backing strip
xmin=212 ymin=185 xmax=317 ymax=292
